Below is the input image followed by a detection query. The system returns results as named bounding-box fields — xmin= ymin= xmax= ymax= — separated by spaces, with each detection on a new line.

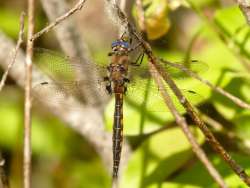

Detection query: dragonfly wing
xmin=129 ymin=59 xmax=208 ymax=81
xmin=125 ymin=77 xmax=203 ymax=113
xmin=32 ymin=80 xmax=110 ymax=110
xmin=33 ymin=48 xmax=110 ymax=106
xmin=34 ymin=48 xmax=107 ymax=82
xmin=159 ymin=59 xmax=209 ymax=80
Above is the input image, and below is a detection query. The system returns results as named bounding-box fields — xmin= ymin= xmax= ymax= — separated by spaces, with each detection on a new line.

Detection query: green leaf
xmin=168 ymin=153 xmax=250 ymax=187
xmin=0 ymin=9 xmax=21 ymax=38
xmin=214 ymin=6 xmax=250 ymax=58
xmin=120 ymin=127 xmax=205 ymax=188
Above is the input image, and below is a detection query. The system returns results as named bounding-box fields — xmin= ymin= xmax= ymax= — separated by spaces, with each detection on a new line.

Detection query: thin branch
xmin=0 ymin=30 xmax=118 ymax=177
xmin=38 ymin=0 xmax=131 ymax=175
xmin=30 ymin=0 xmax=87 ymax=41
xmin=160 ymin=59 xmax=250 ymax=110
xmin=119 ymin=0 xmax=127 ymax=12
xmin=237 ymin=0 xmax=250 ymax=24
xmin=0 ymin=12 xmax=25 ymax=92
xmin=135 ymin=0 xmax=146 ymax=34
xmin=201 ymin=112 xmax=250 ymax=156
xmin=186 ymin=0 xmax=250 ymax=72
xmin=149 ymin=62 xmax=227 ymax=188
xmin=104 ymin=1 xmax=250 ymax=186
xmin=154 ymin=61 xmax=250 ymax=186
xmin=24 ymin=0 xmax=35 ymax=188
xmin=40 ymin=0 xmax=105 ymax=106
xmin=134 ymin=3 xmax=226 ymax=185
xmin=0 ymin=153 xmax=9 ymax=188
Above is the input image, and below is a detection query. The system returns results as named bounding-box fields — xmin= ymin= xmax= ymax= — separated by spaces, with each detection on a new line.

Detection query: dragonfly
xmin=32 ymin=34 xmax=207 ymax=181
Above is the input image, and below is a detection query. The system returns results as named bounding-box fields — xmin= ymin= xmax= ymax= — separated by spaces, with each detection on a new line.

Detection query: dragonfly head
xmin=111 ymin=39 xmax=130 ymax=53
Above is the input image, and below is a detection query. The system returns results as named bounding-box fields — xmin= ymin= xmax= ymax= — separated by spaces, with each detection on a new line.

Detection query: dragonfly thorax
xmin=108 ymin=61 xmax=128 ymax=80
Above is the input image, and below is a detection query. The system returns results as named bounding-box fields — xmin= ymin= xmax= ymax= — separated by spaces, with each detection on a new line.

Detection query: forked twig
xmin=0 ymin=12 xmax=25 ymax=92
xmin=30 ymin=0 xmax=87 ymax=41
xmin=236 ymin=0 xmax=250 ymax=24
xmin=160 ymin=58 xmax=250 ymax=110
xmin=105 ymin=0 xmax=250 ymax=186
xmin=135 ymin=0 xmax=226 ymax=186
xmin=154 ymin=61 xmax=250 ymax=186
xmin=149 ymin=62 xmax=227 ymax=188
xmin=24 ymin=0 xmax=35 ymax=188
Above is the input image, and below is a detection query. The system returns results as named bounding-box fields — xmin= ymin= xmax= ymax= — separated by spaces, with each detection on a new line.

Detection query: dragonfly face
xmin=111 ymin=39 xmax=130 ymax=54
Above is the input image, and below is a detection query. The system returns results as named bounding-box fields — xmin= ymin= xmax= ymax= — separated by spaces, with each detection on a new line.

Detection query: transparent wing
xmin=159 ymin=59 xmax=209 ymax=80
xmin=32 ymin=80 xmax=110 ymax=110
xmin=129 ymin=58 xmax=208 ymax=81
xmin=125 ymin=77 xmax=203 ymax=113
xmin=32 ymin=48 xmax=204 ymax=112
xmin=33 ymin=48 xmax=107 ymax=82
xmin=33 ymin=48 xmax=110 ymax=109
xmin=126 ymin=60 xmax=205 ymax=113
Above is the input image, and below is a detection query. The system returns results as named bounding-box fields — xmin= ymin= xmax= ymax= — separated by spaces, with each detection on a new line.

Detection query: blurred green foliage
xmin=0 ymin=1 xmax=250 ymax=188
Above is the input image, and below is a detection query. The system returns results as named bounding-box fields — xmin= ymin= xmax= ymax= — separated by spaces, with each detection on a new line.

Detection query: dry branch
xmin=39 ymin=0 xmax=132 ymax=176
xmin=0 ymin=30 xmax=120 ymax=175
xmin=149 ymin=62 xmax=227 ymax=188
xmin=154 ymin=61 xmax=250 ymax=186
xmin=104 ymin=0 xmax=250 ymax=186
xmin=135 ymin=0 xmax=146 ymax=33
xmin=160 ymin=59 xmax=250 ymax=110
xmin=134 ymin=0 xmax=225 ymax=186
xmin=0 ymin=12 xmax=25 ymax=92
xmin=24 ymin=0 xmax=35 ymax=188
xmin=237 ymin=0 xmax=250 ymax=24
xmin=39 ymin=0 xmax=105 ymax=106
xmin=31 ymin=0 xmax=87 ymax=41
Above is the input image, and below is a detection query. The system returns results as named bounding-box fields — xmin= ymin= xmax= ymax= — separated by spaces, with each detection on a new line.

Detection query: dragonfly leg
xmin=123 ymin=78 xmax=130 ymax=94
xmin=128 ymin=41 xmax=143 ymax=53
xmin=104 ymin=76 xmax=109 ymax=81
xmin=130 ymin=52 xmax=145 ymax=66
xmin=106 ymin=83 xmax=112 ymax=95
xmin=124 ymin=85 xmax=128 ymax=94
xmin=123 ymin=77 xmax=130 ymax=83
xmin=108 ymin=52 xmax=114 ymax=56
xmin=104 ymin=75 xmax=112 ymax=95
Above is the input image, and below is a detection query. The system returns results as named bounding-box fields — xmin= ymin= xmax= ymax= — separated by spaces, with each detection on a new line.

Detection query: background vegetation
xmin=0 ymin=0 xmax=250 ymax=187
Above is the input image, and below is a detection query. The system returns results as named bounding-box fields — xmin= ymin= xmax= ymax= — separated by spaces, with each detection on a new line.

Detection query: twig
xmin=0 ymin=30 xmax=118 ymax=178
xmin=135 ymin=0 xmax=146 ymax=34
xmin=149 ymin=62 xmax=227 ymax=188
xmin=160 ymin=59 xmax=250 ymax=110
xmin=30 ymin=0 xmax=87 ymax=41
xmin=237 ymin=0 xmax=250 ymax=24
xmin=0 ymin=153 xmax=9 ymax=188
xmin=135 ymin=2 xmax=226 ymax=185
xmin=154 ymin=61 xmax=250 ymax=186
xmin=104 ymin=0 xmax=250 ymax=186
xmin=24 ymin=0 xmax=35 ymax=188
xmin=0 ymin=12 xmax=25 ymax=92
xmin=39 ymin=0 xmax=131 ymax=176
xmin=186 ymin=0 xmax=250 ymax=72
xmin=40 ymin=0 xmax=105 ymax=106
xmin=119 ymin=0 xmax=127 ymax=12
xmin=201 ymin=112 xmax=250 ymax=156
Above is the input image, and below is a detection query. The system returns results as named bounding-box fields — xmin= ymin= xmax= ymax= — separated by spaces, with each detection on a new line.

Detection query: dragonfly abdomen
xmin=112 ymin=92 xmax=124 ymax=179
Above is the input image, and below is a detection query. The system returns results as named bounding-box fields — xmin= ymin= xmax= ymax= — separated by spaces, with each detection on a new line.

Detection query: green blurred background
xmin=0 ymin=0 xmax=250 ymax=187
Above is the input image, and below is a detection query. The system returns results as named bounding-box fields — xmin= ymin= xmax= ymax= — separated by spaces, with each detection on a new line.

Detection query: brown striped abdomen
xmin=112 ymin=93 xmax=124 ymax=179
